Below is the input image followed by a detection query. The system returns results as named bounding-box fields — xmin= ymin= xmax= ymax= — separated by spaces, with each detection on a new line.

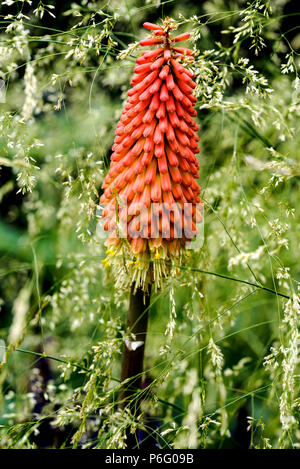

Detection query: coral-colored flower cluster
xmin=100 ymin=20 xmax=201 ymax=260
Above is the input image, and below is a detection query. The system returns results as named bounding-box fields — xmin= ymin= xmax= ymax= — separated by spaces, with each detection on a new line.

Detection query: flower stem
xmin=119 ymin=283 xmax=151 ymax=448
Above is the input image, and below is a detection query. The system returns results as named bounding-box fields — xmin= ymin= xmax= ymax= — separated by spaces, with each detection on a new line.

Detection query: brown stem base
xmin=119 ymin=284 xmax=151 ymax=448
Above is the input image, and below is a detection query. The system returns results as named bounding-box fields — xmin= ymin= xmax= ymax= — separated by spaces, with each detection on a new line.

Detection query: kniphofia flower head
xmin=100 ymin=18 xmax=203 ymax=291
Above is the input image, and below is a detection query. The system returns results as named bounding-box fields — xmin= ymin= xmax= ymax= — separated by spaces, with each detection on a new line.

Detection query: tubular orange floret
xmin=140 ymin=38 xmax=164 ymax=47
xmin=143 ymin=22 xmax=163 ymax=31
xmin=172 ymin=32 xmax=190 ymax=43
xmin=143 ymin=48 xmax=164 ymax=60
xmin=173 ymin=46 xmax=194 ymax=55
xmin=101 ymin=18 xmax=202 ymax=291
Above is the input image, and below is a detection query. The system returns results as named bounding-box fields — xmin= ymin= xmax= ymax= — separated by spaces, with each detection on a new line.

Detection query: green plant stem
xmin=177 ymin=265 xmax=290 ymax=300
xmin=119 ymin=284 xmax=151 ymax=448
xmin=0 ymin=345 xmax=89 ymax=372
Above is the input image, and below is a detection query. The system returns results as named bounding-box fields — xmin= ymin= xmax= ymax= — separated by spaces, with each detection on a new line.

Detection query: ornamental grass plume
xmin=101 ymin=18 xmax=202 ymax=292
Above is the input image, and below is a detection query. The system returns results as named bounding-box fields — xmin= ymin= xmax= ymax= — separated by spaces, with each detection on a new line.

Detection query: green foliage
xmin=0 ymin=0 xmax=299 ymax=449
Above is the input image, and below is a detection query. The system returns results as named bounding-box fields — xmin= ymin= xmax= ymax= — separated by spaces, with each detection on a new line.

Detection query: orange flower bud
xmin=172 ymin=32 xmax=190 ymax=43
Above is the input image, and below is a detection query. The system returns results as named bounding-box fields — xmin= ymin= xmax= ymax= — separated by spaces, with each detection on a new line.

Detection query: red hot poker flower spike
xmin=101 ymin=18 xmax=203 ymax=292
